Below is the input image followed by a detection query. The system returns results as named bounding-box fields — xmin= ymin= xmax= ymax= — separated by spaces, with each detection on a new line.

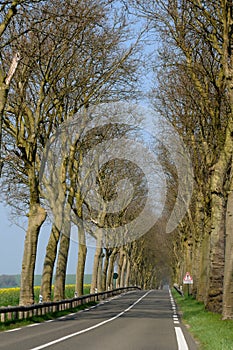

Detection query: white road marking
xmin=175 ymin=327 xmax=189 ymax=350
xmin=5 ymin=328 xmax=21 ymax=332
xmin=169 ymin=289 xmax=189 ymax=349
xmin=29 ymin=291 xmax=151 ymax=350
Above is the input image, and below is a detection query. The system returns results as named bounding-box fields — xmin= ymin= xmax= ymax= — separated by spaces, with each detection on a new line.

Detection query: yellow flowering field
xmin=0 ymin=287 xmax=20 ymax=306
xmin=0 ymin=284 xmax=91 ymax=306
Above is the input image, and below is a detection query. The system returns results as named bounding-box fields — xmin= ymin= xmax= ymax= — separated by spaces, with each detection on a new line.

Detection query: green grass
xmin=0 ymin=301 xmax=97 ymax=332
xmin=173 ymin=289 xmax=233 ymax=350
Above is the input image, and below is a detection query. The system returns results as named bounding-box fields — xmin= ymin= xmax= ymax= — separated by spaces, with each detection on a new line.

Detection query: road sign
xmin=183 ymin=272 xmax=193 ymax=284
xmin=113 ymin=272 xmax=118 ymax=280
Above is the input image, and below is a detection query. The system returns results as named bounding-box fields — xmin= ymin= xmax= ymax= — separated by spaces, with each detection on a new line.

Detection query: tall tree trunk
xmin=53 ymin=232 xmax=71 ymax=301
xmin=20 ymin=166 xmax=47 ymax=305
xmin=97 ymin=251 xmax=104 ymax=292
xmin=221 ymin=1 xmax=233 ymax=319
xmin=125 ymin=257 xmax=130 ymax=287
xmin=206 ymin=105 xmax=233 ymax=312
xmin=102 ymin=249 xmax=111 ymax=291
xmin=196 ymin=232 xmax=210 ymax=304
xmin=40 ymin=224 xmax=60 ymax=301
xmin=120 ymin=253 xmax=127 ymax=288
xmin=20 ymin=203 xmax=46 ymax=305
xmin=53 ymin=204 xmax=72 ymax=301
xmin=90 ymin=230 xmax=103 ymax=294
xmin=222 ymin=169 xmax=233 ymax=319
xmin=206 ymin=167 xmax=226 ymax=312
xmin=116 ymin=248 xmax=124 ymax=288
xmin=76 ymin=221 xmax=87 ymax=296
xmin=106 ymin=248 xmax=118 ymax=290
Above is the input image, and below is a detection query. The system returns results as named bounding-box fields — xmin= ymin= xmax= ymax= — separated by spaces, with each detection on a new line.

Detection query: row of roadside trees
xmin=0 ymin=0 xmax=168 ymax=306
xmin=130 ymin=0 xmax=233 ymax=320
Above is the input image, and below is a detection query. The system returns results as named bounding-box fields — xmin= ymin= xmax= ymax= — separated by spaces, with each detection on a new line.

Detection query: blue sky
xmin=0 ymin=203 xmax=94 ymax=275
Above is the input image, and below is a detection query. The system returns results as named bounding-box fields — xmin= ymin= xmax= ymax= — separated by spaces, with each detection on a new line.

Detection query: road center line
xmin=29 ymin=291 xmax=151 ymax=350
xmin=175 ymin=327 xmax=189 ymax=350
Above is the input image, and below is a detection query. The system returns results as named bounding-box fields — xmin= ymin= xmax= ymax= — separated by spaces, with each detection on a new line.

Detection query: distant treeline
xmin=0 ymin=274 xmax=92 ymax=288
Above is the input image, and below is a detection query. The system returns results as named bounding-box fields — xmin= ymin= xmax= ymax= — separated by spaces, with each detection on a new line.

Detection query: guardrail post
xmin=7 ymin=310 xmax=12 ymax=321
xmin=1 ymin=312 xmax=6 ymax=323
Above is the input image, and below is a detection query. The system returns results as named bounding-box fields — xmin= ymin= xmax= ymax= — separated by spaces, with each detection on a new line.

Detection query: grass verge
xmin=0 ymin=300 xmax=97 ymax=332
xmin=172 ymin=289 xmax=233 ymax=350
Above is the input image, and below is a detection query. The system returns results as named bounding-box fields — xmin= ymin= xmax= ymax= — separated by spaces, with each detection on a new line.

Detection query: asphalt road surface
xmin=0 ymin=289 xmax=198 ymax=350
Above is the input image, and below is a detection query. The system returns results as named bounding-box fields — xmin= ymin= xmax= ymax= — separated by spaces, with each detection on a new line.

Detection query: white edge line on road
xmin=175 ymin=327 xmax=189 ymax=350
xmin=5 ymin=328 xmax=21 ymax=333
xmin=29 ymin=290 xmax=151 ymax=350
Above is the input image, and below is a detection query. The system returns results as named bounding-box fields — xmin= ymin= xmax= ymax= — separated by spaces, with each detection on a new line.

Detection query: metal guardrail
xmin=173 ymin=284 xmax=184 ymax=297
xmin=0 ymin=286 xmax=141 ymax=323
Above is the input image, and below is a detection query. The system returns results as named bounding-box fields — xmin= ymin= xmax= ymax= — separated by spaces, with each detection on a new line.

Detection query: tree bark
xmin=76 ymin=221 xmax=87 ymax=296
xmin=0 ymin=52 xmax=20 ymax=175
xmin=125 ymin=257 xmax=131 ymax=287
xmin=222 ymin=174 xmax=233 ymax=319
xmin=20 ymin=203 xmax=46 ymax=305
xmin=206 ymin=168 xmax=226 ymax=312
xmin=116 ymin=248 xmax=124 ymax=288
xmin=120 ymin=253 xmax=127 ymax=288
xmin=102 ymin=249 xmax=111 ymax=291
xmin=106 ymin=248 xmax=118 ymax=290
xmin=53 ymin=204 xmax=72 ymax=301
xmin=53 ymin=231 xmax=71 ymax=301
xmin=90 ymin=229 xmax=103 ymax=294
xmin=40 ymin=224 xmax=60 ymax=301
xmin=196 ymin=232 xmax=210 ymax=304
xmin=97 ymin=251 xmax=104 ymax=292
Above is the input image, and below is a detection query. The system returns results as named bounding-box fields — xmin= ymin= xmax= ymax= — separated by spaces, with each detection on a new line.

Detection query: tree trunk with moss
xmin=196 ymin=232 xmax=210 ymax=304
xmin=206 ymin=165 xmax=227 ymax=312
xmin=222 ymin=170 xmax=233 ymax=319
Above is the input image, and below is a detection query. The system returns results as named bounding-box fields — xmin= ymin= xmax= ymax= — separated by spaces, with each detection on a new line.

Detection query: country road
xmin=0 ymin=290 xmax=198 ymax=350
